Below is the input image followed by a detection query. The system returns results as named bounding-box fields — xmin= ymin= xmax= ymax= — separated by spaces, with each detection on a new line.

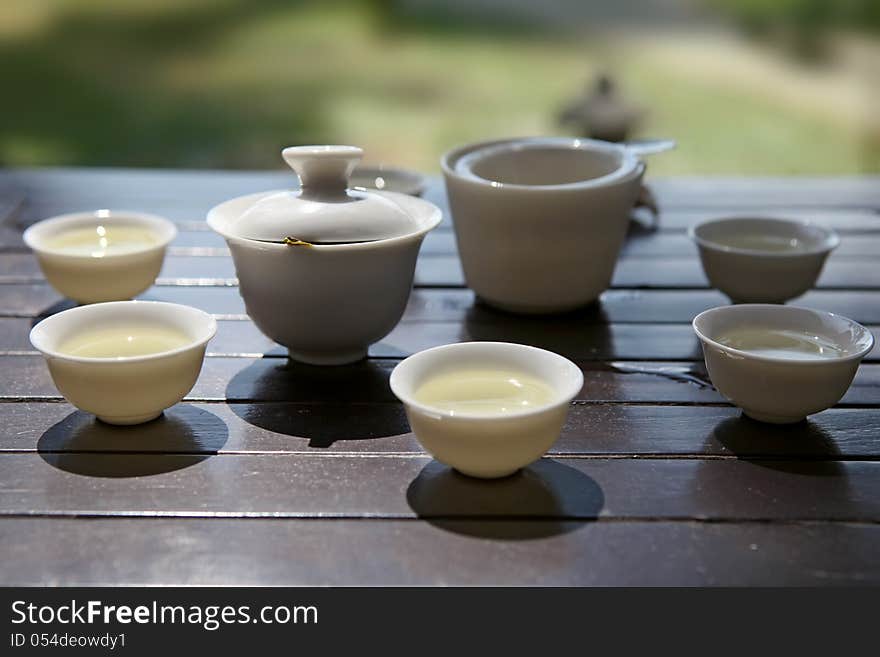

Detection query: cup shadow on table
xmin=32 ymin=291 xmax=171 ymax=326
xmin=37 ymin=404 xmax=228 ymax=478
xmin=406 ymin=459 xmax=605 ymax=541
xmin=225 ymin=357 xmax=410 ymax=448
xmin=707 ymin=414 xmax=846 ymax=477
xmin=462 ymin=298 xmax=614 ymax=361
xmin=31 ymin=299 xmax=76 ymax=325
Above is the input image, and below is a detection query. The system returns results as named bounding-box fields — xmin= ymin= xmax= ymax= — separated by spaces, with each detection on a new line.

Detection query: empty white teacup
xmin=693 ymin=304 xmax=873 ymax=424
xmin=689 ymin=217 xmax=839 ymax=303
xmin=442 ymin=137 xmax=648 ymax=314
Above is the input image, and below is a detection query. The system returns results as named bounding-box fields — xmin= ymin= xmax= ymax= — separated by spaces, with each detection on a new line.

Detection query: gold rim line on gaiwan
xmin=248 ymin=236 xmax=381 ymax=247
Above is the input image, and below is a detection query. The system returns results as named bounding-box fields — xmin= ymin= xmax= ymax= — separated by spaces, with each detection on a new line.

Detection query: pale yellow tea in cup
xmin=717 ymin=328 xmax=846 ymax=360
xmin=718 ymin=234 xmax=810 ymax=253
xmin=46 ymin=225 xmax=159 ymax=257
xmin=414 ymin=369 xmax=554 ymax=416
xmin=58 ymin=325 xmax=191 ymax=358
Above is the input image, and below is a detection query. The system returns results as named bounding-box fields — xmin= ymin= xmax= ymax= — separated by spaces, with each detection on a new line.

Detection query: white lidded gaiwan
xmin=208 ymin=145 xmax=442 ymax=365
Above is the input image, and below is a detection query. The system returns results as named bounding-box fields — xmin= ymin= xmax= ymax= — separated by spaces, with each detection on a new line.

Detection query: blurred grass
xmin=0 ymin=0 xmax=876 ymax=174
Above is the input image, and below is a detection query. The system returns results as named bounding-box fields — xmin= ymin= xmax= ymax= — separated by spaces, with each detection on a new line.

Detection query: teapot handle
xmin=621 ymin=138 xmax=676 ymax=156
xmin=282 ymin=145 xmax=362 ymax=199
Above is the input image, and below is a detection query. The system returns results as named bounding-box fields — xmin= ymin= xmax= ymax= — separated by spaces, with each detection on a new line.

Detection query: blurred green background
xmin=1 ymin=0 xmax=877 ymax=174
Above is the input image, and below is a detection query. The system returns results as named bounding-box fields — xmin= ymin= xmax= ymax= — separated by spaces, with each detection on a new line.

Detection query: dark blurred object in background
xmin=558 ymin=75 xmax=643 ymax=142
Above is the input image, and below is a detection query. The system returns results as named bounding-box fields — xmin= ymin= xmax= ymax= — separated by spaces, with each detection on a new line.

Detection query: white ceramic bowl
xmin=30 ymin=301 xmax=216 ymax=425
xmin=693 ymin=304 xmax=873 ymax=424
xmin=442 ymin=137 xmax=645 ymax=314
xmin=350 ymin=164 xmax=426 ymax=196
xmin=390 ymin=342 xmax=584 ymax=478
xmin=208 ymin=190 xmax=441 ymax=365
xmin=689 ymin=217 xmax=839 ymax=303
xmin=23 ymin=210 xmax=177 ymax=304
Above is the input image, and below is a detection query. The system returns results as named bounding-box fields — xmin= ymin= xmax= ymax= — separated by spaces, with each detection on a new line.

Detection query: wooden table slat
xmin=2 ymin=517 xmax=876 ymax=586
xmin=6 ymin=286 xmax=880 ymax=326
xmin=4 ymin=252 xmax=880 ymax=290
xmin=2 ymin=356 xmax=879 ymax=406
xmin=4 ymin=210 xmax=880 ymax=256
xmin=0 ymin=453 xmax=878 ymax=522
xmin=4 ymin=402 xmax=880 ymax=459
xmin=5 ymin=317 xmax=879 ymax=363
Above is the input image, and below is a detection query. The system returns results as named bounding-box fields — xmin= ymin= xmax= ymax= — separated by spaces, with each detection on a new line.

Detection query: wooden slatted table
xmin=1 ymin=169 xmax=878 ymax=586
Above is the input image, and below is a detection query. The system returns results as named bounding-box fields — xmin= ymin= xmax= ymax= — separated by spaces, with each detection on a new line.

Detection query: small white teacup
xmin=390 ymin=342 xmax=583 ymax=478
xmin=24 ymin=210 xmax=177 ymax=304
xmin=689 ymin=217 xmax=839 ymax=303
xmin=693 ymin=304 xmax=873 ymax=424
xmin=30 ymin=301 xmax=216 ymax=425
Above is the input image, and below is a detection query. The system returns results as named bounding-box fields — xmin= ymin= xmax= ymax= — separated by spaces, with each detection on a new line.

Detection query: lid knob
xmin=221 ymin=144 xmax=422 ymax=244
xmin=282 ymin=145 xmax=362 ymax=200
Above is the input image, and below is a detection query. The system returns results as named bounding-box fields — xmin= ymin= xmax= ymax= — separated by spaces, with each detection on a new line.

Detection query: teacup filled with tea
xmin=23 ymin=210 xmax=177 ymax=304
xmin=693 ymin=304 xmax=873 ymax=424
xmin=30 ymin=301 xmax=215 ymax=425
xmin=390 ymin=342 xmax=583 ymax=478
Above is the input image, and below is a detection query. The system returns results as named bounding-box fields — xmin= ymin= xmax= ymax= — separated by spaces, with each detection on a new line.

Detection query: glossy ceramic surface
xmin=693 ymin=304 xmax=873 ymax=424
xmin=689 ymin=217 xmax=839 ymax=303
xmin=208 ymin=167 xmax=442 ymax=365
xmin=442 ymin=137 xmax=646 ymax=314
xmin=390 ymin=342 xmax=583 ymax=478
xmin=30 ymin=301 xmax=216 ymax=425
xmin=23 ymin=210 xmax=176 ymax=304
xmin=227 ymin=146 xmax=417 ymax=244
xmin=350 ymin=164 xmax=426 ymax=196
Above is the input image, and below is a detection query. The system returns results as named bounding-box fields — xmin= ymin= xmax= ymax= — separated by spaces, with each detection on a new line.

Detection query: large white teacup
xmin=442 ymin=137 xmax=647 ymax=314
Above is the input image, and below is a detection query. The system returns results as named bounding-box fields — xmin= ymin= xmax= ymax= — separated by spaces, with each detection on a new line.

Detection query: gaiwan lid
xmin=228 ymin=145 xmax=419 ymax=244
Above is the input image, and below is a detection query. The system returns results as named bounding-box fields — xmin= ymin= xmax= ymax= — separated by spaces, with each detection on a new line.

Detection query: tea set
xmin=25 ymin=137 xmax=875 ymax=478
